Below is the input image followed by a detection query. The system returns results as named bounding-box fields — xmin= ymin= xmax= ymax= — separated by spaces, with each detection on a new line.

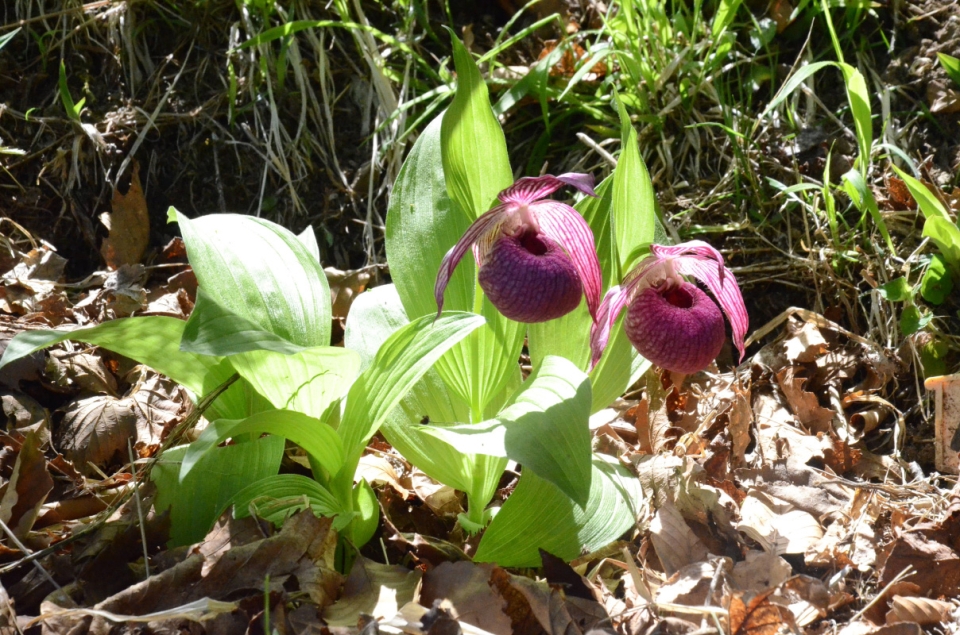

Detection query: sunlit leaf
xmin=475 ymin=457 xmax=643 ymax=567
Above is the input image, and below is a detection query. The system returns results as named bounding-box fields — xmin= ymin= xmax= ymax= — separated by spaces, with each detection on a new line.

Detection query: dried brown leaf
xmin=57 ymin=394 xmax=139 ymax=472
xmin=886 ymin=595 xmax=953 ymax=625
xmin=737 ymin=490 xmax=823 ymax=555
xmin=322 ymin=557 xmax=421 ymax=627
xmin=731 ymin=550 xmax=792 ymax=592
xmin=0 ymin=429 xmax=53 ymax=536
xmin=100 ymin=163 xmax=150 ymax=269
xmin=419 ymin=561 xmax=513 ymax=634
xmin=775 ymin=367 xmax=834 ymax=434
xmin=649 ymin=499 xmax=709 ymax=576
xmin=46 ymin=350 xmax=118 ymax=395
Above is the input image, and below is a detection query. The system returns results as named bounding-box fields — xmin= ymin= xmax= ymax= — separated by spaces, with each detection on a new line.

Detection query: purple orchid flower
xmin=435 ymin=173 xmax=603 ymax=324
xmin=590 ymin=241 xmax=748 ymax=374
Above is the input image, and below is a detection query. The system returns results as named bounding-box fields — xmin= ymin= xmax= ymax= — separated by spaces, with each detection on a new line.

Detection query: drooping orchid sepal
xmin=435 ymin=173 xmax=603 ymax=324
xmin=589 ymin=240 xmax=748 ymax=374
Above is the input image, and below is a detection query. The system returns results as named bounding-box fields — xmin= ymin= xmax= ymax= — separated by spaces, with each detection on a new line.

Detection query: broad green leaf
xmin=923 ymin=216 xmax=960 ymax=271
xmin=613 ymin=95 xmax=656 ymax=271
xmin=170 ymin=209 xmax=331 ymax=348
xmin=890 ymin=165 xmax=951 ymax=222
xmin=338 ymin=312 xmax=486 ymax=463
xmin=345 ymin=285 xmax=505 ymax=503
xmin=878 ymin=277 xmax=913 ymax=303
xmin=230 ymin=474 xmax=349 ymax=528
xmin=182 ymin=289 xmax=307 ymax=356
xmin=837 ymin=63 xmax=872 ymax=170
xmin=938 ymin=52 xmax=960 ymax=87
xmin=180 ymin=410 xmax=344 ymax=481
xmin=0 ymin=317 xmax=216 ymax=391
xmin=230 ymin=346 xmax=360 ymax=418
xmin=0 ymin=317 xmax=254 ymax=420
xmin=153 ymin=437 xmax=284 ymax=545
xmin=385 ymin=115 xmax=523 ymax=415
xmin=921 ymin=255 xmax=953 ymax=305
xmin=474 ymin=457 xmax=642 ymax=566
xmin=422 ymin=356 xmax=592 ymax=505
xmin=440 ymin=34 xmax=512 ymax=219
xmin=386 ymin=117 xmax=475 ymax=320
xmin=841 ymin=169 xmax=893 ymax=252
xmin=344 ymin=285 xmax=412 ymax=372
xmin=900 ymin=305 xmax=932 ymax=336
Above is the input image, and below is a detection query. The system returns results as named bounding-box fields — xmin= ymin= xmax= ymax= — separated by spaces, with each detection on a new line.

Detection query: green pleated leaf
xmin=0 ymin=317 xmax=255 ymax=421
xmin=385 ymin=114 xmax=524 ymax=416
xmin=153 ymin=436 xmax=285 ymax=546
xmin=229 ymin=474 xmax=349 ymax=528
xmin=422 ymin=356 xmax=592 ymax=505
xmin=338 ymin=312 xmax=486 ymax=463
xmin=474 ymin=457 xmax=643 ymax=567
xmin=386 ymin=116 xmax=475 ymax=321
xmin=180 ymin=410 xmax=344 ymax=482
xmin=613 ymin=95 xmax=657 ymax=271
xmin=181 ymin=289 xmax=308 ymax=356
xmin=440 ymin=34 xmax=512 ymax=219
xmin=344 ymin=285 xmax=505 ymax=510
xmin=170 ymin=209 xmax=331 ymax=348
xmin=346 ymin=478 xmax=380 ymax=547
xmin=230 ymin=346 xmax=360 ymax=419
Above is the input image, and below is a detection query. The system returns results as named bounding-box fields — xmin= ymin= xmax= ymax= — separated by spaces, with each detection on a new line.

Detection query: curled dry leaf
xmin=783 ymin=320 xmax=828 ymax=363
xmin=656 ymin=557 xmax=730 ymax=608
xmin=776 ymin=366 xmax=835 ymax=434
xmin=100 ymin=162 xmax=150 ymax=270
xmin=886 ymin=595 xmax=954 ymax=626
xmin=0 ymin=246 xmax=68 ymax=315
xmin=0 ymin=429 xmax=53 ymax=537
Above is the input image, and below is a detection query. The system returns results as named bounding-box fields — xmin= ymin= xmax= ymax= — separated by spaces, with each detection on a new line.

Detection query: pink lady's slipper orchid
xmin=435 ymin=174 xmax=603 ymax=324
xmin=590 ymin=241 xmax=748 ymax=374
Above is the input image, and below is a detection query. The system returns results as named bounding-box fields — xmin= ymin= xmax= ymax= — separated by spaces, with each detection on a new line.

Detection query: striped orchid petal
xmin=532 ymin=201 xmax=602 ymax=319
xmin=498 ymin=173 xmax=597 ymax=205
xmin=435 ymin=205 xmax=509 ymax=316
xmin=435 ymin=173 xmax=601 ymax=324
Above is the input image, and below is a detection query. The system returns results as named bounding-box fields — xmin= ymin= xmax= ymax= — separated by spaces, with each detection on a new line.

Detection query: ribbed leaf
xmin=230 ymin=346 xmax=360 ymax=418
xmin=230 ymin=474 xmax=348 ymax=527
xmin=613 ymin=95 xmax=657 ymax=271
xmin=440 ymin=34 xmax=512 ymax=219
xmin=0 ymin=317 xmax=253 ymax=420
xmin=153 ymin=437 xmax=284 ymax=545
xmin=474 ymin=457 xmax=643 ymax=567
xmin=170 ymin=209 xmax=331 ymax=348
xmin=180 ymin=410 xmax=344 ymax=481
xmin=422 ymin=356 xmax=592 ymax=505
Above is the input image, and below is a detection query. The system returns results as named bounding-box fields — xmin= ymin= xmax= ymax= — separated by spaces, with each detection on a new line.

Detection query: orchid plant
xmin=0 ymin=33 xmax=749 ymax=571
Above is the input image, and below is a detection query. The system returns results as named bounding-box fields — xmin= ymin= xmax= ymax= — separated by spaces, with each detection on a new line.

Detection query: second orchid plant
xmin=348 ymin=35 xmax=748 ymax=566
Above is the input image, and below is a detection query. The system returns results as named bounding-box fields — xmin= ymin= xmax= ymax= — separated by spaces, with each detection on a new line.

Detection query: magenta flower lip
xmin=435 ymin=173 xmax=603 ymax=324
xmin=590 ymin=241 xmax=748 ymax=374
